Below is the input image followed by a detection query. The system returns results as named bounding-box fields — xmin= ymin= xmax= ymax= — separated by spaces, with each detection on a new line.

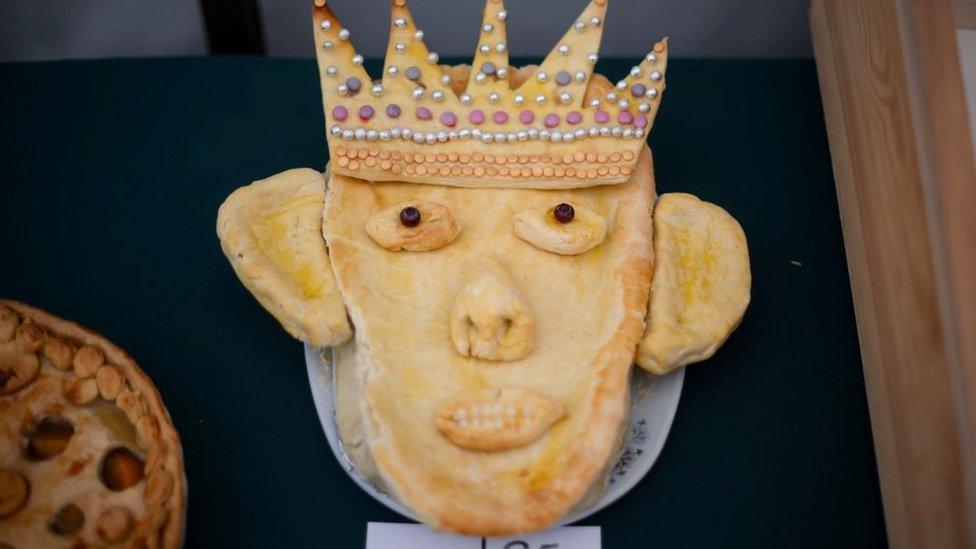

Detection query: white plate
xmin=305 ymin=343 xmax=684 ymax=524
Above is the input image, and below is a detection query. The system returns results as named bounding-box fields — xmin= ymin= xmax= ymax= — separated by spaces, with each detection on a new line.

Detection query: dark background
xmin=0 ymin=56 xmax=886 ymax=547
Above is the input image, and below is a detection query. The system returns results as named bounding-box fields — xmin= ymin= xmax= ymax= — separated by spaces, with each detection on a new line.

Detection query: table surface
xmin=0 ymin=57 xmax=887 ymax=548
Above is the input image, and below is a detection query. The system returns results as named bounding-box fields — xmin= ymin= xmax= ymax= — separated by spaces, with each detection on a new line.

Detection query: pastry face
xmin=215 ymin=0 xmax=752 ymax=537
xmin=322 ymin=150 xmax=656 ymax=534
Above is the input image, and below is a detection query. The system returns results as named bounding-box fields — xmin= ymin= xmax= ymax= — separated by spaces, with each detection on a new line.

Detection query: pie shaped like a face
xmin=0 ymin=301 xmax=185 ymax=548
xmin=324 ymin=150 xmax=655 ymax=534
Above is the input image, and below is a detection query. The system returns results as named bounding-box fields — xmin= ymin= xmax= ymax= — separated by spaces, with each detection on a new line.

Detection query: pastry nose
xmin=449 ymin=258 xmax=536 ymax=361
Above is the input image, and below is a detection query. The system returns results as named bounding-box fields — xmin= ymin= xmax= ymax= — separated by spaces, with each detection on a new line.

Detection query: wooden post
xmin=810 ymin=0 xmax=976 ymax=547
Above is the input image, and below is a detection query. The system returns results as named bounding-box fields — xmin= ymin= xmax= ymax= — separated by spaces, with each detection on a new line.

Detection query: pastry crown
xmin=313 ymin=0 xmax=668 ymax=188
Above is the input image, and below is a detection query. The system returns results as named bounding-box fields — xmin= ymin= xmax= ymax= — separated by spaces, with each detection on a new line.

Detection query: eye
xmin=365 ymin=200 xmax=462 ymax=252
xmin=514 ymin=202 xmax=607 ymax=255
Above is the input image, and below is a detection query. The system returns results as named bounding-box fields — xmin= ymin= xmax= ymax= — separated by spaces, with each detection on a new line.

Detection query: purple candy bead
xmin=416 ymin=106 xmax=433 ymax=120
xmin=519 ymin=110 xmax=535 ymax=124
xmin=358 ymin=105 xmax=374 ymax=121
xmin=469 ymin=109 xmax=486 ymax=125
xmin=566 ymin=111 xmax=583 ymax=125
xmin=346 ymin=77 xmax=361 ymax=93
xmin=441 ymin=111 xmax=458 ymax=127
xmin=635 ymin=115 xmax=649 ymax=129
xmin=481 ymin=62 xmax=497 ymax=76
xmin=386 ymin=104 xmax=402 ymax=118
xmin=593 ymin=110 xmax=610 ymax=124
xmin=493 ymin=111 xmax=509 ymax=124
xmin=618 ymin=110 xmax=634 ymax=125
xmin=555 ymin=71 xmax=572 ymax=86
xmin=631 ymin=83 xmax=647 ymax=98
xmin=332 ymin=105 xmax=349 ymax=121
xmin=405 ymin=66 xmax=422 ymax=81
xmin=544 ymin=113 xmax=560 ymax=128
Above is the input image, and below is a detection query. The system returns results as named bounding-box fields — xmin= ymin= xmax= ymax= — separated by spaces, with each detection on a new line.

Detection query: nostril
xmin=450 ymin=259 xmax=535 ymax=361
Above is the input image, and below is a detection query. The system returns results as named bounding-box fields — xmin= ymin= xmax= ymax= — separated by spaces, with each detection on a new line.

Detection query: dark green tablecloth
xmin=0 ymin=57 xmax=886 ymax=547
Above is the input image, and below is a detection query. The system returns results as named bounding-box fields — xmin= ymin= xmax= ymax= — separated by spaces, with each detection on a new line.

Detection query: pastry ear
xmin=217 ymin=168 xmax=353 ymax=347
xmin=635 ymin=193 xmax=750 ymax=374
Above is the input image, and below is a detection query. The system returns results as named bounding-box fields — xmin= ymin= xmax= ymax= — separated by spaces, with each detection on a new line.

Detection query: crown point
xmin=653 ymin=41 xmax=665 ymax=53
xmin=314 ymin=0 xmax=326 ymax=7
xmin=394 ymin=0 xmax=406 ymax=6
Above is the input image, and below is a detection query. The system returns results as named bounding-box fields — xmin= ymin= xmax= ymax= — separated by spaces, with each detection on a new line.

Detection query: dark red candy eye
xmin=399 ymin=206 xmax=422 ymax=227
xmin=553 ymin=203 xmax=575 ymax=223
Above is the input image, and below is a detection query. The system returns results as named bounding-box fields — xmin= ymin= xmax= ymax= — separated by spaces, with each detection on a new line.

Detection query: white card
xmin=365 ymin=522 xmax=601 ymax=549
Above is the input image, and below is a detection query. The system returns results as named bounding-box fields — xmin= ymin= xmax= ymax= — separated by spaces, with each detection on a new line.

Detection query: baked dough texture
xmin=636 ymin=193 xmax=751 ymax=374
xmin=0 ymin=300 xmax=185 ymax=548
xmin=217 ymin=168 xmax=352 ymax=347
xmin=322 ymin=148 xmax=655 ymax=535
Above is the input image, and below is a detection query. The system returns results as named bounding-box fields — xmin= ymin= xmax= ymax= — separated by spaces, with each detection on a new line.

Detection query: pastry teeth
xmin=436 ymin=387 xmax=564 ymax=451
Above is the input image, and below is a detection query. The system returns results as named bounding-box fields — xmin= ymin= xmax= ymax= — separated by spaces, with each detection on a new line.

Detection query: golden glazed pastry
xmin=217 ymin=0 xmax=751 ymax=536
xmin=0 ymin=301 xmax=185 ymax=548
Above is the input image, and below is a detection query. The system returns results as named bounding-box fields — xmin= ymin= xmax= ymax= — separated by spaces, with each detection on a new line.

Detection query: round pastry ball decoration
xmin=0 ymin=300 xmax=185 ymax=548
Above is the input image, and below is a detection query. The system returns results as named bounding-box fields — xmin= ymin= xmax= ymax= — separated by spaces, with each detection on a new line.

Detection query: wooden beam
xmin=199 ymin=0 xmax=266 ymax=55
xmin=810 ymin=0 xmax=976 ymax=547
xmin=954 ymin=0 xmax=976 ymax=28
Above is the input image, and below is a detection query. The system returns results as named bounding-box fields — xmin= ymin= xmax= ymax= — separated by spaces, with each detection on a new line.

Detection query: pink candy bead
xmin=469 ymin=109 xmax=486 ymax=125
xmin=519 ymin=110 xmax=535 ymax=124
xmin=618 ymin=111 xmax=634 ymax=125
xmin=493 ymin=111 xmax=509 ymax=124
xmin=634 ymin=115 xmax=649 ymax=129
xmin=358 ymin=105 xmax=374 ymax=121
xmin=566 ymin=111 xmax=583 ymax=125
xmin=331 ymin=106 xmax=348 ymax=121
xmin=544 ymin=113 xmax=560 ymax=128
xmin=440 ymin=112 xmax=458 ymax=127
xmin=416 ymin=106 xmax=433 ymax=120
xmin=593 ymin=110 xmax=610 ymax=124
